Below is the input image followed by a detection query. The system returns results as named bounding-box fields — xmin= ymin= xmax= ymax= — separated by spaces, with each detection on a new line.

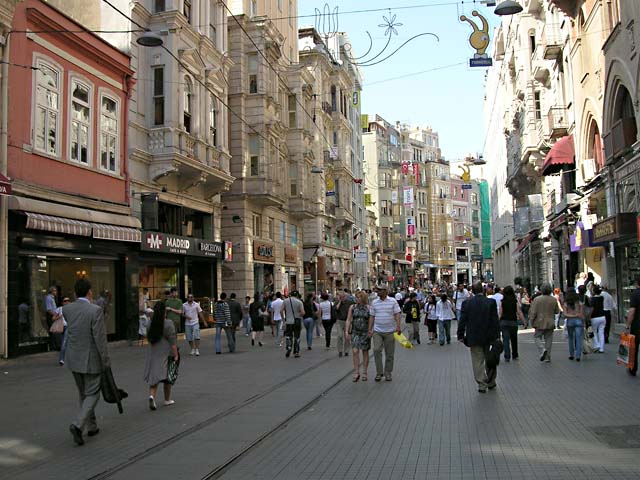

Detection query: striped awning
xmin=25 ymin=212 xmax=92 ymax=236
xmin=92 ymin=224 xmax=141 ymax=243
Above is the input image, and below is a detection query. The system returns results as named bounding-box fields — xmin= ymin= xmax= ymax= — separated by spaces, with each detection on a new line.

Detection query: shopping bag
xmin=582 ymin=327 xmax=594 ymax=354
xmin=166 ymin=354 xmax=181 ymax=385
xmin=393 ymin=332 xmax=413 ymax=349
xmin=49 ymin=318 xmax=64 ymax=334
xmin=617 ymin=332 xmax=636 ymax=370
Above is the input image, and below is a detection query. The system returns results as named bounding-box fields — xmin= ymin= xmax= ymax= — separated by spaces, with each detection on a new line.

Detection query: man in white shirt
xmin=454 ymin=283 xmax=471 ymax=321
xmin=270 ymin=292 xmax=284 ymax=347
xmin=369 ymin=285 xmax=401 ymax=382
xmin=490 ymin=287 xmax=503 ymax=314
xmin=601 ymin=285 xmax=616 ymax=344
xmin=183 ymin=294 xmax=203 ymax=356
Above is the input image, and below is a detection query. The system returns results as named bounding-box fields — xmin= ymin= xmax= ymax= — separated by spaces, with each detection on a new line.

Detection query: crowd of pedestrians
xmin=57 ymin=269 xmax=640 ymax=447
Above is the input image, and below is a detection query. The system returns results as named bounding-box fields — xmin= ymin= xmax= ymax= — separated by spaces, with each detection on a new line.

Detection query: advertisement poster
xmin=403 ymin=186 xmax=414 ymax=206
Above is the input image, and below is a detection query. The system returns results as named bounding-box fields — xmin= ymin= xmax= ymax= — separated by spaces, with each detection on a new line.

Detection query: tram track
xmin=86 ymin=356 xmax=351 ymax=480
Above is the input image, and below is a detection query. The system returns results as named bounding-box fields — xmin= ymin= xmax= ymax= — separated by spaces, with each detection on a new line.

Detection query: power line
xmin=366 ymin=62 xmax=466 ymax=85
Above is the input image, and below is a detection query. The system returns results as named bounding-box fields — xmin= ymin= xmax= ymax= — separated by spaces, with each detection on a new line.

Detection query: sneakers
xmin=384 ymin=373 xmax=392 ymax=381
xmin=195 ymin=349 xmax=200 ymax=356
xmin=344 ymin=352 xmax=349 ymax=357
xmin=59 ymin=360 xmax=64 ymax=366
xmin=374 ymin=374 xmax=383 ymax=382
xmin=294 ymin=353 xmax=300 ymax=358
xmin=148 ymin=396 xmax=157 ymax=411
xmin=339 ymin=352 xmax=343 ymax=357
xmin=540 ymin=350 xmax=548 ymax=362
xmin=190 ymin=349 xmax=195 ymax=356
xmin=163 ymin=400 xmax=175 ymax=406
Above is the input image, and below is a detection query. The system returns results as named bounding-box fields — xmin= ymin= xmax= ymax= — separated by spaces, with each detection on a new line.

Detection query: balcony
xmin=542 ymin=24 xmax=563 ymax=60
xmin=547 ymin=106 xmax=570 ymax=139
xmin=336 ymin=206 xmax=355 ymax=227
xmin=603 ymin=118 xmax=638 ymax=163
xmin=321 ymin=101 xmax=332 ymax=115
xmin=288 ymin=195 xmax=317 ymax=220
xmin=245 ymin=177 xmax=286 ymax=207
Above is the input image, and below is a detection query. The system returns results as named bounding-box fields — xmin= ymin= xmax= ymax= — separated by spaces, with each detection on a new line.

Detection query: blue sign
xmin=469 ymin=58 xmax=493 ymax=68
xmin=462 ymin=184 xmax=473 ymax=190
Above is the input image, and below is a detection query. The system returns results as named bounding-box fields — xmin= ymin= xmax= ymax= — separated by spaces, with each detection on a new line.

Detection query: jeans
xmin=336 ymin=319 xmax=350 ymax=354
xmin=284 ymin=319 xmax=302 ymax=354
xmin=534 ymin=329 xmax=554 ymax=359
xmin=437 ymin=320 xmax=451 ymax=345
xmin=372 ymin=331 xmax=395 ymax=375
xmin=303 ymin=317 xmax=314 ymax=348
xmin=215 ymin=325 xmax=223 ymax=353
xmin=244 ymin=315 xmax=251 ymax=336
xmin=591 ymin=316 xmax=606 ymax=352
xmin=59 ymin=326 xmax=68 ymax=363
xmin=500 ymin=322 xmax=518 ymax=360
xmin=322 ymin=320 xmax=334 ymax=347
xmin=565 ymin=318 xmax=584 ymax=359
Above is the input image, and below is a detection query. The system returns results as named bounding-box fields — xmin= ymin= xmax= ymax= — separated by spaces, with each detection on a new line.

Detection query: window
xmin=472 ymin=210 xmax=479 ymax=222
xmin=252 ymin=214 xmax=261 ymax=237
xmin=381 ymin=200 xmax=389 ymax=216
xmin=70 ymin=79 xmax=91 ymax=164
xmin=267 ymin=218 xmax=274 ymax=240
xmin=277 ymin=0 xmax=282 ymax=11
xmin=473 ymin=227 xmax=480 ymax=238
xmin=154 ymin=0 xmax=165 ymax=12
xmin=534 ymin=90 xmax=541 ymax=121
xmin=290 ymin=224 xmax=298 ymax=246
xmin=209 ymin=0 xmax=217 ymax=45
xmin=250 ymin=0 xmax=257 ymax=17
xmin=289 ymin=0 xmax=293 ymax=27
xmin=34 ymin=61 xmax=61 ymax=156
xmin=209 ymin=94 xmax=217 ymax=146
xmin=288 ymin=94 xmax=296 ymax=127
xmin=183 ymin=76 xmax=193 ymax=133
xmin=289 ymin=164 xmax=297 ymax=196
xmin=529 ymin=31 xmax=536 ymax=55
xmin=331 ymin=86 xmax=337 ymax=111
xmin=99 ymin=95 xmax=118 ymax=173
xmin=249 ymin=135 xmax=259 ymax=176
xmin=471 ymin=193 xmax=478 ymax=205
xmin=183 ymin=0 xmax=192 ymax=22
xmin=280 ymin=221 xmax=286 ymax=242
xmin=248 ymin=54 xmax=258 ymax=93
xmin=153 ymin=67 xmax=164 ymax=125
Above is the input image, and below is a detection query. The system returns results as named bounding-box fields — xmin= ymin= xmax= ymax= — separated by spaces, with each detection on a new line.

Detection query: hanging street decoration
xmin=460 ymin=10 xmax=492 ymax=67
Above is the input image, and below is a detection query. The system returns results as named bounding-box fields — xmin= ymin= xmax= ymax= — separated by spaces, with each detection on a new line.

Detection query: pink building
xmin=6 ymin=0 xmax=139 ymax=356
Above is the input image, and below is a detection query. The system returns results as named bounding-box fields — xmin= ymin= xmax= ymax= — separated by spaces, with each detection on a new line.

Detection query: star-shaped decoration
xmin=378 ymin=13 xmax=403 ymax=37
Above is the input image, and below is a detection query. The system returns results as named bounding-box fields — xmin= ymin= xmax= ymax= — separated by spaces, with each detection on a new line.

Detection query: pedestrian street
xmin=1 ymin=325 xmax=639 ymax=480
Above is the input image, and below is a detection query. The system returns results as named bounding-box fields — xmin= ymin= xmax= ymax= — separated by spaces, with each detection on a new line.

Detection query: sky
xmin=299 ymin=0 xmax=500 ymax=161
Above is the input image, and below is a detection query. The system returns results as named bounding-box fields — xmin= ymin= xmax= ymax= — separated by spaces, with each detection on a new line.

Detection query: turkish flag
xmin=401 ymin=162 xmax=409 ymax=175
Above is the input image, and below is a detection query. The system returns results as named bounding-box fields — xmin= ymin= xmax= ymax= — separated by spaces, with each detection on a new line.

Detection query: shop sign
xmin=549 ymin=214 xmax=567 ymax=231
xmin=284 ymin=247 xmax=297 ymax=264
xmin=0 ymin=173 xmax=11 ymax=195
xmin=593 ymin=213 xmax=637 ymax=243
xmin=142 ymin=231 xmax=225 ymax=258
xmin=254 ymin=241 xmax=275 ymax=263
xmin=354 ymin=251 xmax=368 ymax=263
xmin=471 ymin=254 xmax=483 ymax=261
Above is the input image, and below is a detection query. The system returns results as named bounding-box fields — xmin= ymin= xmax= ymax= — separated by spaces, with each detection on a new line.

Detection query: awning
xmin=26 ymin=212 xmax=92 ymax=236
xmin=396 ymin=259 xmax=412 ymax=265
xmin=513 ymin=231 xmax=538 ymax=255
xmin=303 ymin=247 xmax=318 ymax=263
xmin=415 ymin=261 xmax=437 ymax=268
xmin=542 ymin=135 xmax=574 ymax=175
xmin=92 ymin=224 xmax=141 ymax=243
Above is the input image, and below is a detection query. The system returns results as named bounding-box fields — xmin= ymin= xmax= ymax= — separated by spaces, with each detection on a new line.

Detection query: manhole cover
xmin=589 ymin=425 xmax=640 ymax=449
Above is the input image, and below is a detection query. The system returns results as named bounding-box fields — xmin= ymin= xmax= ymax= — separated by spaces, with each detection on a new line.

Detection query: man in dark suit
xmin=63 ymin=278 xmax=110 ymax=445
xmin=457 ymin=281 xmax=500 ymax=393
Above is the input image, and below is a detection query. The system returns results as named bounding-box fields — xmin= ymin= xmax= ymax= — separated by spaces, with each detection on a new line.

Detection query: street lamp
xmin=136 ymin=31 xmax=164 ymax=47
xmin=494 ymin=0 xmax=523 ymax=15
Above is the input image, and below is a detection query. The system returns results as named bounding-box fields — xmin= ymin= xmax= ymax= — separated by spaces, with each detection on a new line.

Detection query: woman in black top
xmin=499 ymin=286 xmax=523 ymax=361
xmin=302 ymin=293 xmax=317 ymax=350
xmin=249 ymin=293 xmax=265 ymax=347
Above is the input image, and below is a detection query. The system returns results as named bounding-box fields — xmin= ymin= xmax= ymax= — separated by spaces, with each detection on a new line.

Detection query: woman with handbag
xmin=345 ymin=291 xmax=371 ymax=381
xmin=562 ymin=291 xmax=584 ymax=361
xmin=144 ymin=301 xmax=179 ymax=410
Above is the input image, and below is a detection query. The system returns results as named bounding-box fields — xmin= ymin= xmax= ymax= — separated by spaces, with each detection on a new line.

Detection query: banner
xmin=401 ymin=162 xmax=409 ymax=175
xmin=326 ymin=175 xmax=335 ymax=196
xmin=403 ymin=186 xmax=413 ymax=206
xmin=361 ymin=114 xmax=369 ymax=130
xmin=364 ymin=193 xmax=372 ymax=206
xmin=407 ymin=217 xmax=415 ymax=236
xmin=391 ymin=191 xmax=398 ymax=204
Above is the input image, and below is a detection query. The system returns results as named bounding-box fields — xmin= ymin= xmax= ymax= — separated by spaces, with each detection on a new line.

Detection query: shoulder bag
xmin=166 ymin=353 xmax=181 ymax=385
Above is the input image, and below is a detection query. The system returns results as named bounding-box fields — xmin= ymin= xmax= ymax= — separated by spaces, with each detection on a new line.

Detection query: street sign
xmin=462 ymin=184 xmax=473 ymax=190
xmin=0 ymin=173 xmax=11 ymax=196
xmin=354 ymin=251 xmax=368 ymax=263
xmin=471 ymin=254 xmax=483 ymax=261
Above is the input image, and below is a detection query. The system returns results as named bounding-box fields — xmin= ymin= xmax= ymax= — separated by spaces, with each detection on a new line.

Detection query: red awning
xmin=513 ymin=231 xmax=538 ymax=255
xmin=542 ymin=135 xmax=575 ymax=175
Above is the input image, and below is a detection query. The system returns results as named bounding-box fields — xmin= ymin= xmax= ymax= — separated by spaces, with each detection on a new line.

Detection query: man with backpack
xmin=403 ymin=292 xmax=422 ymax=344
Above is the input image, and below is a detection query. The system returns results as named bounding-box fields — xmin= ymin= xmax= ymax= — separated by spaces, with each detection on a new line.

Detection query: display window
xmin=617 ymin=243 xmax=640 ymax=321
xmin=16 ymin=255 xmax=117 ymax=347
xmin=138 ymin=264 xmax=179 ymax=305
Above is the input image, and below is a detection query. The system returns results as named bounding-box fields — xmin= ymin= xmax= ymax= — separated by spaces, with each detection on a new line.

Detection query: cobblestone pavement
xmin=1 ymin=325 xmax=639 ymax=480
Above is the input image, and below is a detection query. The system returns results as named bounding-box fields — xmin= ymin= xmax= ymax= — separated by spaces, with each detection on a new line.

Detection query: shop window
xmin=69 ymin=78 xmax=91 ymax=165
xmin=100 ymin=94 xmax=119 ymax=173
xmin=34 ymin=60 xmax=61 ymax=156
xmin=153 ymin=67 xmax=164 ymax=126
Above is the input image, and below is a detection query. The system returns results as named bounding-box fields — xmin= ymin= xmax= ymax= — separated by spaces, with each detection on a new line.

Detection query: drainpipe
xmin=0 ymin=31 xmax=11 ymax=358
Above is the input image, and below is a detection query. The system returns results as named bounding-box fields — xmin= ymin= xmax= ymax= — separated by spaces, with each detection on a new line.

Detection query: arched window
xmin=613 ymin=86 xmax=635 ymax=122
xmin=184 ymin=76 xmax=193 ymax=133
xmin=585 ymin=120 xmax=604 ymax=172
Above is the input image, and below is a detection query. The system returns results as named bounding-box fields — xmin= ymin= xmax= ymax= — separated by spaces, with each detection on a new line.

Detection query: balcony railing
xmin=547 ymin=106 xmax=569 ymax=139
xmin=542 ymin=23 xmax=563 ymax=60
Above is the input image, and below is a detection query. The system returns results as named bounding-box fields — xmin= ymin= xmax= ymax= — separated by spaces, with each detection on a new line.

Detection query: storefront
xmin=253 ymin=241 xmax=275 ymax=296
xmin=283 ymin=247 xmax=299 ymax=294
xmin=7 ymin=204 xmax=141 ymax=356
xmin=140 ymin=231 xmax=224 ymax=316
xmin=593 ymin=213 xmax=638 ymax=320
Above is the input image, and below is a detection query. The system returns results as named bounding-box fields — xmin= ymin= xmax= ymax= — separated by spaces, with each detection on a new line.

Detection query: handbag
xmin=166 ymin=354 xmax=180 ymax=385
xmin=49 ymin=317 xmax=64 ymax=334
xmin=486 ymin=338 xmax=504 ymax=369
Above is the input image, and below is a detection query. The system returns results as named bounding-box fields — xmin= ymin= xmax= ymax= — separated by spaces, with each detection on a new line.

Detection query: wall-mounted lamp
xmin=232 ymin=215 xmax=243 ymax=224
xmin=136 ymin=31 xmax=165 ymax=47
xmin=311 ymin=166 xmax=324 ymax=174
